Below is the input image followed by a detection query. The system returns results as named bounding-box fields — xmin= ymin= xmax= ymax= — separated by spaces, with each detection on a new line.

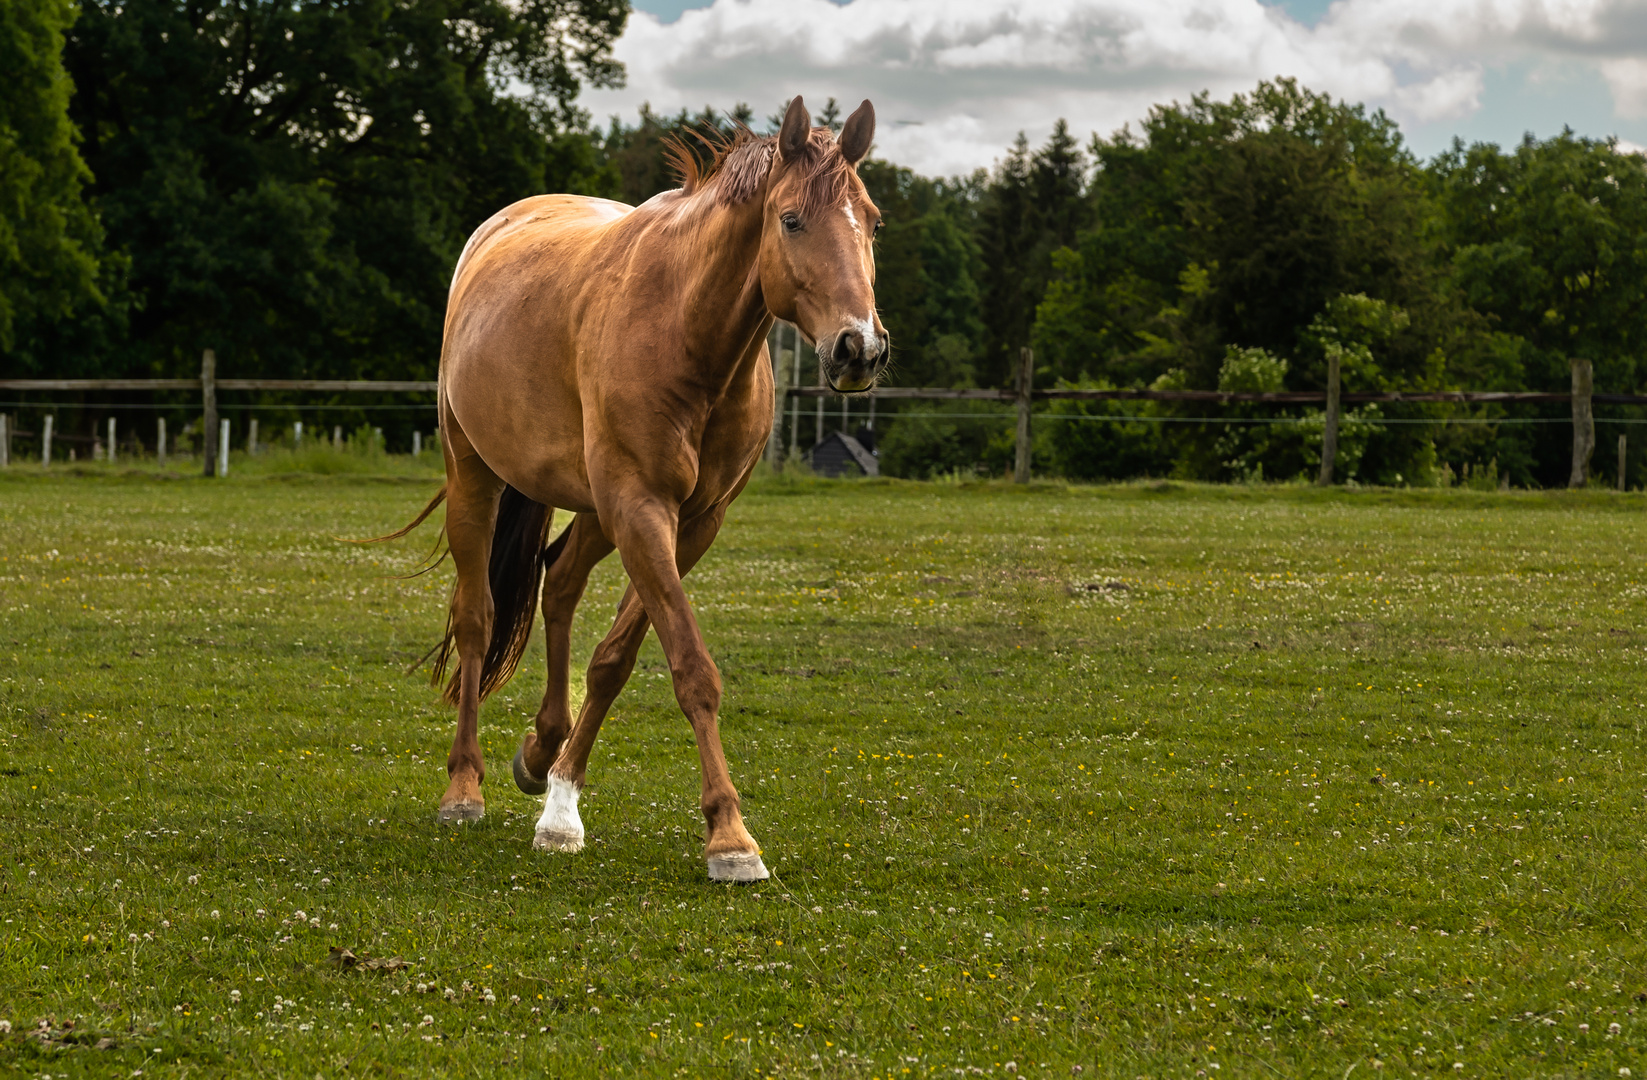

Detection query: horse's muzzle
xmin=822 ymin=324 xmax=889 ymax=394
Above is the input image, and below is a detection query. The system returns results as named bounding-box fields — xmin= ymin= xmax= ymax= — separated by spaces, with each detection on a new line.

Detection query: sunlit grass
xmin=1 ymin=471 xmax=1644 ymax=1076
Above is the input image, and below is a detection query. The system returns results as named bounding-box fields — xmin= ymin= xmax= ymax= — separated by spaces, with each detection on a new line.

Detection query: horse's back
xmin=449 ymin=195 xmax=632 ymax=305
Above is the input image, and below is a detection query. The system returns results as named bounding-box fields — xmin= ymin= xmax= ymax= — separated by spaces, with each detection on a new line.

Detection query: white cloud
xmin=579 ymin=0 xmax=1647 ymax=175
xmin=1601 ymin=58 xmax=1647 ymax=118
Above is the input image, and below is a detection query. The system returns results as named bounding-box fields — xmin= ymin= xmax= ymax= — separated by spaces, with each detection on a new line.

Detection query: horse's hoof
xmin=533 ymin=828 xmax=584 ymax=853
xmin=533 ymin=776 xmax=584 ymax=852
xmin=512 ymin=743 xmax=548 ymax=796
xmin=437 ymin=800 xmax=484 ymax=824
xmin=708 ymin=852 xmax=769 ymax=883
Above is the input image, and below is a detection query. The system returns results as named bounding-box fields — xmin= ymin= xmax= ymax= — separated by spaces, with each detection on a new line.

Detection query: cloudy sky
xmin=582 ymin=0 xmax=1647 ymax=176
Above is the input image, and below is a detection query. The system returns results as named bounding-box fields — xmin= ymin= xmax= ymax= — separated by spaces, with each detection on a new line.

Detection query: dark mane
xmin=662 ymin=125 xmax=856 ymax=218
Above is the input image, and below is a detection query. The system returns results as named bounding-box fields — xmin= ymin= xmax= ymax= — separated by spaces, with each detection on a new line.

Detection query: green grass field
xmin=2 ymin=464 xmax=1645 ymax=1077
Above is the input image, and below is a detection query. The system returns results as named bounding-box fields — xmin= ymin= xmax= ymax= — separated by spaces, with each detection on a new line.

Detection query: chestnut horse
xmin=376 ymin=98 xmax=887 ymax=882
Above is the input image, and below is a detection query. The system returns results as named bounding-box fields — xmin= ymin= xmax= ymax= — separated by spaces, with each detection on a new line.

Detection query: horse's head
xmin=760 ymin=96 xmax=888 ymax=394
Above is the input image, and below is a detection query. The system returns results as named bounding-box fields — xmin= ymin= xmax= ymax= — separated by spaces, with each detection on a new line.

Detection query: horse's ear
xmin=838 ymin=100 xmax=875 ymax=165
xmin=778 ymin=96 xmax=809 ymax=162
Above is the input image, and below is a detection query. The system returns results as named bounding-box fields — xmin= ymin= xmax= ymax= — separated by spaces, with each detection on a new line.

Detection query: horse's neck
xmin=669 ymin=196 xmax=770 ymax=363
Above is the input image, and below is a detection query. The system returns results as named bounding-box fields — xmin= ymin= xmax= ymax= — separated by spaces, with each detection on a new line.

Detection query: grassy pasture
xmin=1 ymin=467 xmax=1645 ymax=1078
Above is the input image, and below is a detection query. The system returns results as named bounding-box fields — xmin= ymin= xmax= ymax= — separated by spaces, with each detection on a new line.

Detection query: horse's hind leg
xmin=512 ymin=513 xmax=615 ymax=795
xmin=437 ymin=431 xmax=506 ymax=823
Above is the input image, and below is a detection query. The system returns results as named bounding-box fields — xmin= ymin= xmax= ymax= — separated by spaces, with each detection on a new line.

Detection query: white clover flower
xmin=211 ymin=910 xmax=220 ymax=920
xmin=188 ymin=874 xmax=199 ymax=885
xmin=230 ymin=990 xmax=241 ymax=1002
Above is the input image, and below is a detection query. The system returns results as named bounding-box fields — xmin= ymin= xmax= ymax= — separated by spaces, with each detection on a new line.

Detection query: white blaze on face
xmin=842 ymin=199 xmax=861 ymax=236
xmin=851 ymin=317 xmax=882 ymax=360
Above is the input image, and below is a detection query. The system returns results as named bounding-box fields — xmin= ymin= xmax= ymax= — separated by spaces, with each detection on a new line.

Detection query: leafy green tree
xmin=1036 ymin=80 xmax=1433 ymax=394
xmin=976 ymin=133 xmax=1034 ymax=386
xmin=61 ymin=0 xmax=626 ymax=380
xmin=1433 ymin=132 xmax=1647 ymax=485
xmin=0 ymin=0 xmax=120 ymax=373
xmin=858 ymin=160 xmax=985 ymax=388
xmin=977 ymin=123 xmax=1089 ymax=387
xmin=1434 ymin=132 xmax=1647 ymax=387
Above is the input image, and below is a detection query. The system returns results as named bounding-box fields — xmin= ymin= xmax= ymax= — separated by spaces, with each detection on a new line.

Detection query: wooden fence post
xmin=333 ymin=424 xmax=343 ymax=450
xmin=1619 ymin=433 xmax=1628 ymax=492
xmin=218 ymin=418 xmax=230 ymax=477
xmin=1569 ymin=358 xmax=1593 ymax=488
xmin=1014 ymin=347 xmax=1032 ymax=483
xmin=1317 ymin=347 xmax=1341 ymax=486
xmin=201 ymin=348 xmax=218 ymax=477
xmin=0 ymin=413 xmax=8 ymax=467
xmin=293 ymin=420 xmax=303 ymax=446
xmin=41 ymin=415 xmax=53 ymax=466
xmin=248 ymin=418 xmax=258 ymax=455
xmin=157 ymin=418 xmax=167 ymax=465
xmin=412 ymin=430 xmax=422 ymax=457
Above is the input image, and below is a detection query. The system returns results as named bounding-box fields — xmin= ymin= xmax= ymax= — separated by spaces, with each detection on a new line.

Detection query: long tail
xmin=429 ymin=486 xmax=564 ymax=706
xmin=347 ymin=484 xmax=448 ymax=544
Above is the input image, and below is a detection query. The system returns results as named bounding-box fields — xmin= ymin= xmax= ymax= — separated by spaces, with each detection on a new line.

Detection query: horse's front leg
xmin=513 ymin=513 xmax=615 ymax=797
xmin=600 ymin=500 xmax=766 ymax=882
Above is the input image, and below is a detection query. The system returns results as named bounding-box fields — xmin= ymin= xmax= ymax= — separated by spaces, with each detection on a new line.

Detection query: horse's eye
xmin=781 ymin=213 xmax=801 ymax=233
xmin=873 ymin=219 xmax=885 ymax=234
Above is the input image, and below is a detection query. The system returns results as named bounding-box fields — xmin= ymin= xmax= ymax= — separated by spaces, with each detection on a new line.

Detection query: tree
xmin=61 ymin=0 xmax=627 ymax=380
xmin=858 ymin=160 xmax=986 ymax=388
xmin=1435 ymin=132 xmax=1647 ymax=390
xmin=1039 ymin=79 xmax=1433 ymax=396
xmin=815 ymin=97 xmax=841 ymax=134
xmin=976 ymin=133 xmax=1035 ymax=386
xmin=0 ymin=0 xmax=116 ymax=372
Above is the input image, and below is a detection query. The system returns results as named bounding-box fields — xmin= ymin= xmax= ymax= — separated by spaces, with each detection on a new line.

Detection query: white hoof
xmin=708 ymin=852 xmax=769 ymax=883
xmin=532 ymin=828 xmax=585 ymax=853
xmin=532 ymin=776 xmax=584 ymax=854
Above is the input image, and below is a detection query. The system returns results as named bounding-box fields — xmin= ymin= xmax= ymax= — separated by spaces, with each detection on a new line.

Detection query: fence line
xmin=2 ymin=346 xmax=1642 ymax=486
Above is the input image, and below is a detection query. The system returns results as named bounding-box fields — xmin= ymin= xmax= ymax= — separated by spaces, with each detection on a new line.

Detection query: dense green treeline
xmin=4 ymin=0 xmax=1646 ymax=485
